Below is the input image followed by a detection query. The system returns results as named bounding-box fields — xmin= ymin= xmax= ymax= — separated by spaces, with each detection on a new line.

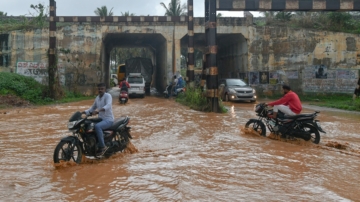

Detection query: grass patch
xmin=0 ymin=72 xmax=93 ymax=107
xmin=175 ymin=87 xmax=227 ymax=113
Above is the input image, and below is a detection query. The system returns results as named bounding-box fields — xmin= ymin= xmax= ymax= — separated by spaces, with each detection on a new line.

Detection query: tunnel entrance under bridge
xmin=181 ymin=33 xmax=248 ymax=79
xmin=101 ymin=33 xmax=167 ymax=92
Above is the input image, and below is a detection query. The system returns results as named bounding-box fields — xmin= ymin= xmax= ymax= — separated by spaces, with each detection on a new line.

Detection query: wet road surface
xmin=0 ymin=89 xmax=360 ymax=201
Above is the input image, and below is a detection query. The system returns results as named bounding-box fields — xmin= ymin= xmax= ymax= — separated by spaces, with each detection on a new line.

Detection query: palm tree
xmin=94 ymin=6 xmax=113 ymax=17
xmin=0 ymin=11 xmax=7 ymax=16
xmin=121 ymin=11 xmax=135 ymax=16
xmin=160 ymin=0 xmax=187 ymax=16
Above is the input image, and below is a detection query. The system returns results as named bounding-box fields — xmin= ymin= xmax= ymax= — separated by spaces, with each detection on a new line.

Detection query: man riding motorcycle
xmin=266 ymin=84 xmax=302 ymax=119
xmin=83 ymin=83 xmax=114 ymax=156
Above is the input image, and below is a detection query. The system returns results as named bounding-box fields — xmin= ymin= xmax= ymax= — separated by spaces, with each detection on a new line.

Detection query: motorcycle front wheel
xmin=53 ymin=141 xmax=83 ymax=164
xmin=245 ymin=120 xmax=266 ymax=137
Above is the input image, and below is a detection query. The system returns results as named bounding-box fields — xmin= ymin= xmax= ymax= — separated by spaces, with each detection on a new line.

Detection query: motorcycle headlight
xmin=253 ymin=89 xmax=256 ymax=93
xmin=67 ymin=121 xmax=77 ymax=129
xmin=228 ymin=88 xmax=236 ymax=94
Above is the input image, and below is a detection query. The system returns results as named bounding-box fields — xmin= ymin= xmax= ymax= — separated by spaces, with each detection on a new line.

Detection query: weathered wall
xmin=2 ymin=18 xmax=360 ymax=94
xmin=246 ymin=26 xmax=360 ymax=94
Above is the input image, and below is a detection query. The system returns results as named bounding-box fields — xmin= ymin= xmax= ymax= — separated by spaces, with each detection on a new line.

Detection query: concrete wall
xmin=2 ymin=18 xmax=360 ymax=94
xmin=247 ymin=26 xmax=360 ymax=94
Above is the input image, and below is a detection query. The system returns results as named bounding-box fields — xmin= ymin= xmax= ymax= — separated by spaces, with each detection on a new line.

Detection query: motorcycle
xmin=119 ymin=90 xmax=129 ymax=104
xmin=163 ymin=83 xmax=185 ymax=98
xmin=245 ymin=103 xmax=326 ymax=144
xmin=53 ymin=111 xmax=132 ymax=164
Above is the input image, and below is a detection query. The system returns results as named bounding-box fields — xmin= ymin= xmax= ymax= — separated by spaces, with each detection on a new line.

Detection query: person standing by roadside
xmin=170 ymin=75 xmax=178 ymax=97
xmin=353 ymin=76 xmax=360 ymax=100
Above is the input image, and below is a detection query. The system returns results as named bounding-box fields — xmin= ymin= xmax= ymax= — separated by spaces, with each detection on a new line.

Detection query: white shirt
xmin=85 ymin=93 xmax=114 ymax=122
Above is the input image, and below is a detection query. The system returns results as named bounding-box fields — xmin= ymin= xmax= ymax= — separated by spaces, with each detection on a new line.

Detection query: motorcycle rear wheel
xmin=245 ymin=120 xmax=266 ymax=137
xmin=117 ymin=132 xmax=130 ymax=150
xmin=53 ymin=141 xmax=83 ymax=164
xmin=302 ymin=123 xmax=321 ymax=144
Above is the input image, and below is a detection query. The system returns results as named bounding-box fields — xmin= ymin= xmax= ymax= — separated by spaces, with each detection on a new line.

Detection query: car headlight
xmin=67 ymin=121 xmax=77 ymax=129
xmin=252 ymin=89 xmax=256 ymax=93
xmin=228 ymin=88 xmax=236 ymax=94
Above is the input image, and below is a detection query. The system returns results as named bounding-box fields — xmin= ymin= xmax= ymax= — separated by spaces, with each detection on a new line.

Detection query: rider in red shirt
xmin=119 ymin=78 xmax=130 ymax=92
xmin=266 ymin=85 xmax=302 ymax=118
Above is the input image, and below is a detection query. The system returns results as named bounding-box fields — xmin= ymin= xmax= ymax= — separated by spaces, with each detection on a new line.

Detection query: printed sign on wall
xmin=259 ymin=72 xmax=269 ymax=84
xmin=303 ymin=66 xmax=359 ymax=93
xmin=286 ymin=70 xmax=299 ymax=79
xmin=249 ymin=72 xmax=259 ymax=85
xmin=269 ymin=72 xmax=279 ymax=84
xmin=16 ymin=62 xmax=65 ymax=85
xmin=315 ymin=65 xmax=327 ymax=79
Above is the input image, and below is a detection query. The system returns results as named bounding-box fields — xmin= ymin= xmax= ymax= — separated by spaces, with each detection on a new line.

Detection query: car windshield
xmin=128 ymin=77 xmax=143 ymax=84
xmin=226 ymin=79 xmax=247 ymax=86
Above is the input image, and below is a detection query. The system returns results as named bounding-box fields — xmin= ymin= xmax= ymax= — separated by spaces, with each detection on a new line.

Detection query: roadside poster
xmin=315 ymin=65 xmax=327 ymax=79
xmin=259 ymin=72 xmax=269 ymax=84
xmin=249 ymin=71 xmax=259 ymax=85
xmin=269 ymin=72 xmax=279 ymax=84
xmin=239 ymin=72 xmax=249 ymax=84
xmin=286 ymin=70 xmax=299 ymax=79
xmin=336 ymin=69 xmax=356 ymax=79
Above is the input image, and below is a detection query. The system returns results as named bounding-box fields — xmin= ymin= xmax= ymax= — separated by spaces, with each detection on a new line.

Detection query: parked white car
xmin=127 ymin=73 xmax=145 ymax=98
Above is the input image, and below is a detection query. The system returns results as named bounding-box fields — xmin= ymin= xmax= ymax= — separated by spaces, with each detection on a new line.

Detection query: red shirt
xmin=268 ymin=91 xmax=302 ymax=114
xmin=119 ymin=81 xmax=130 ymax=88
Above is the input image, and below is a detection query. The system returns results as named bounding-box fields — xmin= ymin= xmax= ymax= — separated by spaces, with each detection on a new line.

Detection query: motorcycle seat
xmin=283 ymin=113 xmax=315 ymax=119
xmin=107 ymin=117 xmax=129 ymax=130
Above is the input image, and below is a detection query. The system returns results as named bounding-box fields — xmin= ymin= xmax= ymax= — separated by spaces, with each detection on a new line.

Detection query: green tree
xmin=121 ymin=11 xmax=135 ymax=16
xmin=262 ymin=11 xmax=276 ymax=18
xmin=30 ymin=3 xmax=47 ymax=27
xmin=160 ymin=0 xmax=187 ymax=16
xmin=94 ymin=6 xmax=113 ymax=17
xmin=0 ymin=11 xmax=7 ymax=16
xmin=275 ymin=11 xmax=293 ymax=21
xmin=217 ymin=13 xmax=222 ymax=18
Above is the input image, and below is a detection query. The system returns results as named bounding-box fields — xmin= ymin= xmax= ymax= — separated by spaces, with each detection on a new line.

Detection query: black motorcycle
xmin=53 ymin=111 xmax=132 ymax=164
xmin=245 ymin=103 xmax=326 ymax=144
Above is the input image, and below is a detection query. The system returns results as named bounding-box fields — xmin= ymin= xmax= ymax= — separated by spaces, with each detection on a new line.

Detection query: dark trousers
xmin=354 ymin=88 xmax=360 ymax=97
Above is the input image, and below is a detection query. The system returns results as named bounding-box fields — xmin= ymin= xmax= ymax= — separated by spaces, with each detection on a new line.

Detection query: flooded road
xmin=0 ymin=90 xmax=360 ymax=201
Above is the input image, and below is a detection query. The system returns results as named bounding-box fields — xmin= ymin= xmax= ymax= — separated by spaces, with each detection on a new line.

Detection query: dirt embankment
xmin=0 ymin=95 xmax=31 ymax=110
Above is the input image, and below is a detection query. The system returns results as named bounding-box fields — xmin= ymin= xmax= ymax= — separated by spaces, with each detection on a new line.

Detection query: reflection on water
xmin=0 ymin=94 xmax=359 ymax=201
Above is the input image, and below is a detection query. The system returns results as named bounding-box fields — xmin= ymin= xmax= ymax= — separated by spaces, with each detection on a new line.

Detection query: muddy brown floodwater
xmin=0 ymin=91 xmax=360 ymax=201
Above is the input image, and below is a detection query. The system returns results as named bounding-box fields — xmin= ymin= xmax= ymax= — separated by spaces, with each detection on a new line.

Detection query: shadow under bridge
xmin=102 ymin=33 xmax=168 ymax=92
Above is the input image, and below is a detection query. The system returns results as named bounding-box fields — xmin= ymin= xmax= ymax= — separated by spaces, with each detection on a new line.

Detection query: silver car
xmin=218 ymin=78 xmax=257 ymax=102
xmin=127 ymin=73 xmax=145 ymax=98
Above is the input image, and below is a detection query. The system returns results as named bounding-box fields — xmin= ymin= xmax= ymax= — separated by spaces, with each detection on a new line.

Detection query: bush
xmin=0 ymin=72 xmax=93 ymax=106
xmin=176 ymin=87 xmax=227 ymax=113
xmin=0 ymin=72 xmax=50 ymax=103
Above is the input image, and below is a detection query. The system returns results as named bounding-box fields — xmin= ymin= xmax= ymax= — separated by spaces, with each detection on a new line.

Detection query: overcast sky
xmin=0 ymin=0 xmax=261 ymax=17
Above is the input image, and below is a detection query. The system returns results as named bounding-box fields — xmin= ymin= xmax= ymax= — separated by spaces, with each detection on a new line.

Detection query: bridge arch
xmin=101 ymin=33 xmax=167 ymax=91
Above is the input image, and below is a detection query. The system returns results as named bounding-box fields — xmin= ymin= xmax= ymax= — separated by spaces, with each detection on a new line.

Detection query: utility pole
xmin=187 ymin=0 xmax=195 ymax=86
xmin=204 ymin=0 xmax=219 ymax=112
xmin=48 ymin=0 xmax=57 ymax=99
